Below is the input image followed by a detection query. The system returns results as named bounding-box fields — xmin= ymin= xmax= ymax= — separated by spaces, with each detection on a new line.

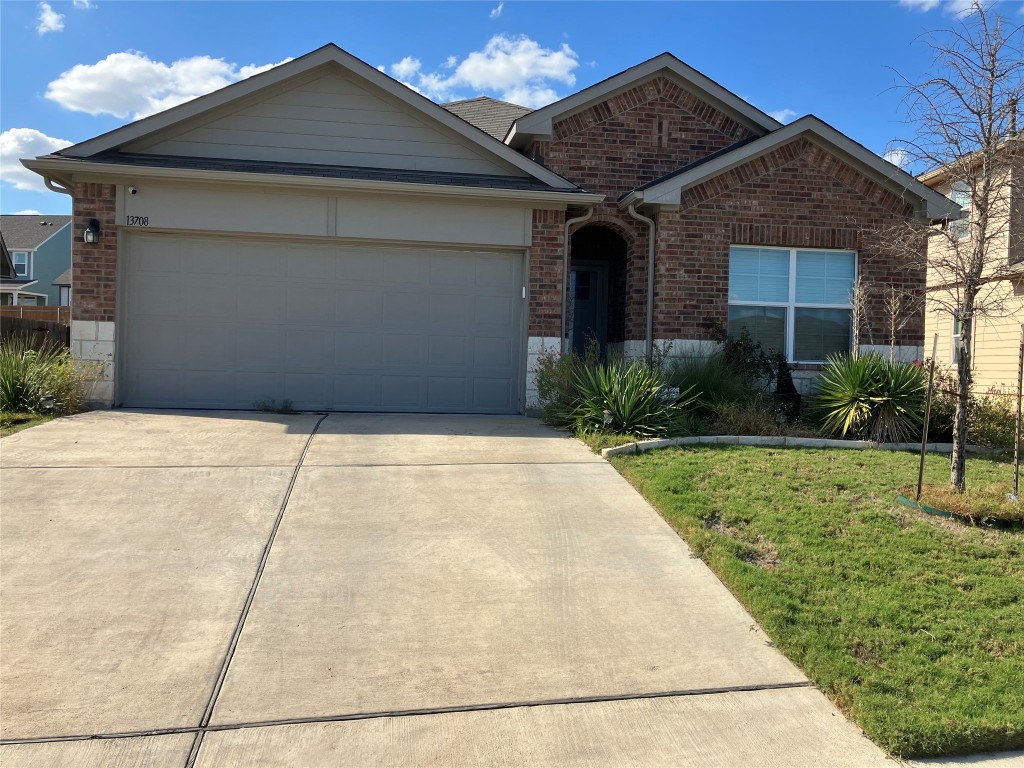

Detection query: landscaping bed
xmin=612 ymin=445 xmax=1024 ymax=758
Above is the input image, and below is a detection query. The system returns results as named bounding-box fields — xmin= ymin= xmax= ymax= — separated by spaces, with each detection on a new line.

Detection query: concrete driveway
xmin=0 ymin=411 xmax=890 ymax=766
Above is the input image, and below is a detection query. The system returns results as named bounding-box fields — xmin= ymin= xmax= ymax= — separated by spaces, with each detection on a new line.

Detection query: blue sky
xmin=0 ymin=0 xmax=1015 ymax=214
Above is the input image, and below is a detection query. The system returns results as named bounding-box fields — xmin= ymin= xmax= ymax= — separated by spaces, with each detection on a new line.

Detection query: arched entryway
xmin=568 ymin=225 xmax=628 ymax=357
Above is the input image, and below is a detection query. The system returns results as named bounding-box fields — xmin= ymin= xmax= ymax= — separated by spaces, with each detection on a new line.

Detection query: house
xmin=0 ymin=232 xmax=16 ymax=280
xmin=921 ymin=145 xmax=1023 ymax=392
xmin=0 ymin=215 xmax=72 ymax=306
xmin=52 ymin=267 xmax=72 ymax=307
xmin=22 ymin=44 xmax=957 ymax=412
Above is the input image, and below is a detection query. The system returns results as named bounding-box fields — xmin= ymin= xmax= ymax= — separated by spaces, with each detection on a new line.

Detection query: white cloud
xmin=36 ymin=2 xmax=63 ymax=34
xmin=13 ymin=210 xmax=42 ymax=216
xmin=391 ymin=56 xmax=422 ymax=80
xmin=489 ymin=2 xmax=504 ymax=18
xmin=387 ymin=34 xmax=578 ymax=108
xmin=45 ymin=52 xmax=292 ymax=120
xmin=1 ymin=128 xmax=73 ymax=192
xmin=768 ymin=108 xmax=797 ymax=124
xmin=72 ymin=0 xmax=95 ymax=8
xmin=898 ymin=0 xmax=987 ymax=13
xmin=883 ymin=148 xmax=911 ymax=168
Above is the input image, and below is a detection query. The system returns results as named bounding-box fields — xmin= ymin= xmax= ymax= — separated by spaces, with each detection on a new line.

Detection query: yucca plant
xmin=0 ymin=335 xmax=95 ymax=415
xmin=564 ymin=357 xmax=698 ymax=438
xmin=813 ymin=353 xmax=926 ymax=443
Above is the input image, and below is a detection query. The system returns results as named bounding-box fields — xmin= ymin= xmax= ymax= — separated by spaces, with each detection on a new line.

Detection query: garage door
xmin=121 ymin=234 xmax=524 ymax=413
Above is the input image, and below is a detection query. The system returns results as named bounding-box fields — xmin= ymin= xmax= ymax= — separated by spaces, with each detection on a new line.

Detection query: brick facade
xmin=72 ymin=183 xmax=118 ymax=323
xmin=529 ymin=75 xmax=926 ymax=357
xmin=527 ymin=209 xmax=566 ymax=338
xmin=657 ymin=139 xmax=924 ymax=346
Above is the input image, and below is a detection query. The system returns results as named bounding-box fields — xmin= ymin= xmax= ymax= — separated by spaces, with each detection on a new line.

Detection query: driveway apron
xmin=0 ymin=411 xmax=890 ymax=766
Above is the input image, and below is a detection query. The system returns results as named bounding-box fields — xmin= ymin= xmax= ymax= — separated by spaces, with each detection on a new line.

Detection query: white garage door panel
xmin=123 ymin=235 xmax=523 ymax=413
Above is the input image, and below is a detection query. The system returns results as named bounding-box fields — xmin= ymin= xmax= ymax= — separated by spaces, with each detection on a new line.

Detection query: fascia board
xmin=624 ymin=117 xmax=961 ymax=220
xmin=58 ymin=44 xmax=576 ymax=191
xmin=512 ymin=53 xmax=782 ymax=142
xmin=22 ymin=158 xmax=604 ymax=206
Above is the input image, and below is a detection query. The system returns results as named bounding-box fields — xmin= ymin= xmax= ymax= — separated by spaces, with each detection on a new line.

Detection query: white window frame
xmin=12 ymin=251 xmax=32 ymax=279
xmin=950 ymin=180 xmax=971 ymax=241
xmin=728 ymin=245 xmax=857 ymax=364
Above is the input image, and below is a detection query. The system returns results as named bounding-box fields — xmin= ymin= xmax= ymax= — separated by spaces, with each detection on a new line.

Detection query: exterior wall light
xmin=83 ymin=219 xmax=100 ymax=244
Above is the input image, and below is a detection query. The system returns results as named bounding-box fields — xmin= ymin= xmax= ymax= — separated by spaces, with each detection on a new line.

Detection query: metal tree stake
xmin=918 ymin=334 xmax=940 ymax=502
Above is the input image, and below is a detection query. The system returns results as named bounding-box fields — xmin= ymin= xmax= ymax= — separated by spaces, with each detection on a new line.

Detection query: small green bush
xmin=813 ymin=353 xmax=927 ymax=443
xmin=927 ymin=370 xmax=1019 ymax=451
xmin=537 ymin=346 xmax=698 ymax=438
xmin=666 ymin=352 xmax=760 ymax=418
xmin=0 ymin=336 xmax=97 ymax=416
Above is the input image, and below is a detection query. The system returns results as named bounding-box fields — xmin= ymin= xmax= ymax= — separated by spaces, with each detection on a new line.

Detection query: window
xmin=12 ymin=252 xmax=30 ymax=278
xmin=950 ymin=180 xmax=971 ymax=240
xmin=728 ymin=246 xmax=856 ymax=362
xmin=950 ymin=312 xmax=971 ymax=366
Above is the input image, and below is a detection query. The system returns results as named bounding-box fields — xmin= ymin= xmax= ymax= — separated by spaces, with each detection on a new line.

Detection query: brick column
xmin=71 ymin=182 xmax=118 ymax=406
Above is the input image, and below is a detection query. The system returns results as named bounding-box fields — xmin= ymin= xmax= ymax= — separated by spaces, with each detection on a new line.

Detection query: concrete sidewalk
xmin=1 ymin=411 xmax=890 ymax=766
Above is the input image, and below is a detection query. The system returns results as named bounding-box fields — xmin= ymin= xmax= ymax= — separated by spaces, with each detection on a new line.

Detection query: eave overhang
xmin=505 ymin=52 xmax=782 ymax=150
xmin=618 ymin=116 xmax=962 ymax=222
xmin=22 ymin=157 xmax=605 ymax=207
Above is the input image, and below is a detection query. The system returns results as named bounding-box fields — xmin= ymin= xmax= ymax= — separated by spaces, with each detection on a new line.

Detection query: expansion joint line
xmin=183 ymin=413 xmax=329 ymax=768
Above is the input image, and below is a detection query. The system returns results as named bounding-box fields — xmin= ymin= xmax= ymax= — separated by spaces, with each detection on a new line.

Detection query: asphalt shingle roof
xmin=53 ymin=267 xmax=72 ymax=286
xmin=45 ymin=152 xmax=577 ymax=194
xmin=441 ymin=97 xmax=532 ymax=141
xmin=0 ymin=215 xmax=72 ymax=250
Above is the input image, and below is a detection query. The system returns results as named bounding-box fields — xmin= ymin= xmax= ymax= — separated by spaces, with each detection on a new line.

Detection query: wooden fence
xmin=0 ymin=316 xmax=71 ymax=347
xmin=0 ymin=306 xmax=71 ymax=324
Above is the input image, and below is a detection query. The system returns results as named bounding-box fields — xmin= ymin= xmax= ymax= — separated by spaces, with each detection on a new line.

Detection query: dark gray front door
xmin=569 ymin=262 xmax=608 ymax=357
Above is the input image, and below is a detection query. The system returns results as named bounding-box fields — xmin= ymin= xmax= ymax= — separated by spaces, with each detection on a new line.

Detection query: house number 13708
xmin=126 ymin=216 xmax=149 ymax=226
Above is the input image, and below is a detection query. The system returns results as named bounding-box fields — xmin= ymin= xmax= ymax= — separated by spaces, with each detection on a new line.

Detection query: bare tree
xmin=886 ymin=1 xmax=1023 ymax=491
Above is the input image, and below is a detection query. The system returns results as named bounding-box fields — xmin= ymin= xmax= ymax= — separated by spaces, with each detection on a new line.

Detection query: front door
xmin=569 ymin=262 xmax=608 ymax=357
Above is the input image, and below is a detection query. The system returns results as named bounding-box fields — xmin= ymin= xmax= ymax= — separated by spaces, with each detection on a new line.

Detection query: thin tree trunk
xmin=950 ymin=308 xmax=974 ymax=492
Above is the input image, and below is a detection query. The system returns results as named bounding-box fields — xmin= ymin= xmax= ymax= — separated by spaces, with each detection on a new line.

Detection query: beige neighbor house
xmin=921 ymin=147 xmax=1024 ymax=393
xmin=22 ymin=44 xmax=958 ymax=412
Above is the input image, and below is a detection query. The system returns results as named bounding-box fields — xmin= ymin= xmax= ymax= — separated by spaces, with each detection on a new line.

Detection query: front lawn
xmin=0 ymin=411 xmax=56 ymax=437
xmin=612 ymin=446 xmax=1024 ymax=758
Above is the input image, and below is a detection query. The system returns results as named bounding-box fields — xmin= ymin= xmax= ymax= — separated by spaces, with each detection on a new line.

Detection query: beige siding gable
xmin=125 ymin=69 xmax=525 ymax=177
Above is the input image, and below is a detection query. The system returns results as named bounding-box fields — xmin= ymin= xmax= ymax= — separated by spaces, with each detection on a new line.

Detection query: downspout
xmin=44 ymin=176 xmax=73 ymax=197
xmin=561 ymin=207 xmax=595 ymax=353
xmin=626 ymin=202 xmax=656 ymax=359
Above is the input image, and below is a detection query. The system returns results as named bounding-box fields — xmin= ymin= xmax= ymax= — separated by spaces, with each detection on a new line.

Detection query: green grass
xmin=0 ymin=411 xmax=56 ymax=437
xmin=612 ymin=446 xmax=1024 ymax=758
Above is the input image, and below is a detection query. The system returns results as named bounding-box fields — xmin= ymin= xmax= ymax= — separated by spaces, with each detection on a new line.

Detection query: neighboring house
xmin=921 ymin=148 xmax=1023 ymax=392
xmin=22 ymin=44 xmax=956 ymax=411
xmin=0 ymin=232 xmax=16 ymax=279
xmin=0 ymin=215 xmax=72 ymax=306
xmin=52 ymin=267 xmax=72 ymax=307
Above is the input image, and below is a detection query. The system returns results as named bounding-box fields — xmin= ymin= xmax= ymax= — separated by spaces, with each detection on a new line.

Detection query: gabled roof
xmin=619 ymin=116 xmax=961 ymax=221
xmin=442 ymin=97 xmax=532 ymax=141
xmin=45 ymin=44 xmax=578 ymax=192
xmin=53 ymin=267 xmax=72 ymax=287
xmin=0 ymin=232 xmax=14 ymax=279
xmin=0 ymin=215 xmax=72 ymax=250
xmin=506 ymin=52 xmax=782 ymax=149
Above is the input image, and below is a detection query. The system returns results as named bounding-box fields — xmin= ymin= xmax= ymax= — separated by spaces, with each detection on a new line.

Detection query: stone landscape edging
xmin=600 ymin=435 xmax=1001 ymax=459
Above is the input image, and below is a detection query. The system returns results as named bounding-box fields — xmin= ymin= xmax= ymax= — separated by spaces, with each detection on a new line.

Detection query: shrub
xmin=813 ymin=353 xmax=927 ymax=443
xmin=0 ymin=336 xmax=97 ymax=416
xmin=537 ymin=346 xmax=698 ymax=438
xmin=927 ymin=370 xmax=1019 ymax=451
xmin=666 ymin=352 xmax=760 ymax=419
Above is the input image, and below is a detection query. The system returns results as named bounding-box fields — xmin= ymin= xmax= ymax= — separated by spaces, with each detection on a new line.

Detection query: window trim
xmin=949 ymin=180 xmax=971 ymax=241
xmin=728 ymin=245 xmax=857 ymax=364
xmin=12 ymin=251 xmax=31 ymax=279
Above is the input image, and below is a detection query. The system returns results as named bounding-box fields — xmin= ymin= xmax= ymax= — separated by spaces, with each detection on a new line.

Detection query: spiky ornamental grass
xmin=813 ymin=353 xmax=927 ymax=443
